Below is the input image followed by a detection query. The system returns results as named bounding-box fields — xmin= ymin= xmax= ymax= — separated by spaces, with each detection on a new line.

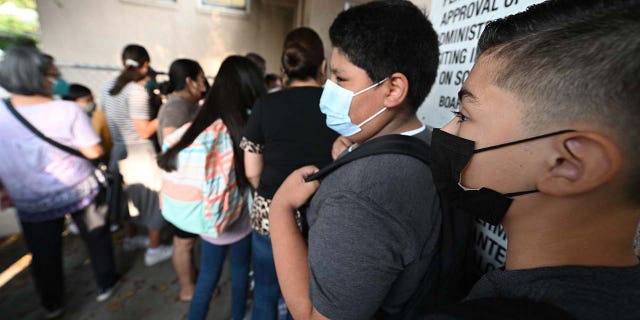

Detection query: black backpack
xmin=305 ymin=134 xmax=478 ymax=319
xmin=423 ymin=297 xmax=576 ymax=320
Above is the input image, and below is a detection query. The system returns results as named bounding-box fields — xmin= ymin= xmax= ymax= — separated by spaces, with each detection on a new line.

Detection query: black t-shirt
xmin=461 ymin=265 xmax=640 ymax=320
xmin=242 ymin=86 xmax=338 ymax=199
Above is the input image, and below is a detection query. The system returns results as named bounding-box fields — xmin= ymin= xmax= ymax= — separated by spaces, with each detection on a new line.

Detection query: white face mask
xmin=319 ymin=77 xmax=388 ymax=137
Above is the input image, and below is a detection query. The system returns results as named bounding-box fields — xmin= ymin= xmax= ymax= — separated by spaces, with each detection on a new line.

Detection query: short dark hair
xmin=281 ymin=27 xmax=325 ymax=81
xmin=0 ymin=47 xmax=50 ymax=96
xmin=62 ymin=83 xmax=92 ymax=101
xmin=265 ymin=73 xmax=280 ymax=84
xmin=329 ymin=0 xmax=438 ymax=112
xmin=478 ymin=0 xmax=640 ymax=203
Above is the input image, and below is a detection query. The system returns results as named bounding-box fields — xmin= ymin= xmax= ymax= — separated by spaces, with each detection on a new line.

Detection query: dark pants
xmin=20 ymin=198 xmax=116 ymax=311
xmin=188 ymin=234 xmax=252 ymax=320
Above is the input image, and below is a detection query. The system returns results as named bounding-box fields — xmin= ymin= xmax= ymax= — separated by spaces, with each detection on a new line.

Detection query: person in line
xmin=63 ymin=83 xmax=112 ymax=158
xmin=62 ymin=83 xmax=114 ymax=235
xmin=425 ymin=0 xmax=640 ymax=319
xmin=240 ymin=27 xmax=339 ymax=319
xmin=42 ymin=53 xmax=70 ymax=99
xmin=265 ymin=73 xmax=282 ymax=93
xmin=269 ymin=2 xmax=441 ymax=318
xmin=0 ymin=47 xmax=117 ymax=319
xmin=156 ymin=58 xmax=207 ymax=302
xmin=158 ymin=55 xmax=266 ymax=320
xmin=102 ymin=44 xmax=172 ymax=266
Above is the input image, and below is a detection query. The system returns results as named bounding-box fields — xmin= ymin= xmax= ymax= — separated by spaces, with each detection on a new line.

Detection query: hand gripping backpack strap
xmin=305 ymin=134 xmax=433 ymax=319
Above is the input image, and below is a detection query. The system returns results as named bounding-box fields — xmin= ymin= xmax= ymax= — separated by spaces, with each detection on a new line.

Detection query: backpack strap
xmin=304 ymin=134 xmax=432 ymax=320
xmin=306 ymin=134 xmax=430 ymax=182
xmin=3 ymin=98 xmax=87 ymax=159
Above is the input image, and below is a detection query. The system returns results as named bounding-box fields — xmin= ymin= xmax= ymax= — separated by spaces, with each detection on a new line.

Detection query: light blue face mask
xmin=319 ymin=77 xmax=389 ymax=137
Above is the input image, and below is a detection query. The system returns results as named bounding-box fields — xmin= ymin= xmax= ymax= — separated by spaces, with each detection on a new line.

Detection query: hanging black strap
xmin=305 ymin=134 xmax=431 ymax=182
xmin=3 ymin=98 xmax=87 ymax=160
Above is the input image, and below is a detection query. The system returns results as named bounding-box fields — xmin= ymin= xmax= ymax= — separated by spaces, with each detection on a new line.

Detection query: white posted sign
xmin=419 ymin=0 xmax=544 ymax=273
xmin=419 ymin=0 xmax=544 ymax=128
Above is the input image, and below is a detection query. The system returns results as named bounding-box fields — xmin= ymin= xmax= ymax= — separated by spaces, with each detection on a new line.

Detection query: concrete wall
xmin=35 ymin=0 xmax=434 ymax=98
xmin=37 ymin=0 xmax=295 ymax=96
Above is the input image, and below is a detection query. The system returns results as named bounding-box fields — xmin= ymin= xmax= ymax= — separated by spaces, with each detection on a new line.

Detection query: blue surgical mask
xmin=85 ymin=102 xmax=97 ymax=114
xmin=319 ymin=77 xmax=388 ymax=137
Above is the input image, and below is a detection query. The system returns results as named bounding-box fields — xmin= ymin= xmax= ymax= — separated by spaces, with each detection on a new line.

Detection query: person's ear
xmin=537 ymin=133 xmax=622 ymax=197
xmin=383 ymin=72 xmax=409 ymax=109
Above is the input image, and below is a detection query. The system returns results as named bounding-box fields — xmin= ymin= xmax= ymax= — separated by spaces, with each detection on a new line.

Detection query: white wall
xmin=37 ymin=0 xmax=295 ymax=95
xmin=36 ymin=0 xmax=434 ymax=98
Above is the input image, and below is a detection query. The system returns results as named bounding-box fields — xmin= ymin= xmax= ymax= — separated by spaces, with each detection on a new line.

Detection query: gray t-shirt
xmin=157 ymin=95 xmax=199 ymax=144
xmin=306 ymin=130 xmax=441 ymax=320
xmin=465 ymin=265 xmax=640 ymax=320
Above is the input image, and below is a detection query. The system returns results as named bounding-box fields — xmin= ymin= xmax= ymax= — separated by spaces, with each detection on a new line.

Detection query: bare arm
xmin=162 ymin=127 xmax=177 ymax=143
xmin=244 ymin=151 xmax=264 ymax=189
xmin=133 ymin=118 xmax=159 ymax=139
xmin=79 ymin=144 xmax=104 ymax=160
xmin=270 ymin=166 xmax=329 ymax=320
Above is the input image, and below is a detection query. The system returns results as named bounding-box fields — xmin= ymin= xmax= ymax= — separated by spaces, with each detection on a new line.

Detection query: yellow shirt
xmin=92 ymin=108 xmax=112 ymax=157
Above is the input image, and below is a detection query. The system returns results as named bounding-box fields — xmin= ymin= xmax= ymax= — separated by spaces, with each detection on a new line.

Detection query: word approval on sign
xmin=418 ymin=0 xmax=543 ymax=128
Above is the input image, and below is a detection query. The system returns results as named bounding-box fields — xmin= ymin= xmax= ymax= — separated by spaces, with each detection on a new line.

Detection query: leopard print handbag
xmin=251 ymin=193 xmax=302 ymax=237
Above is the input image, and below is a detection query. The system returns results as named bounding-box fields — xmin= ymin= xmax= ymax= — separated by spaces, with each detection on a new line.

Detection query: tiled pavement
xmin=0 ymin=209 xmax=236 ymax=320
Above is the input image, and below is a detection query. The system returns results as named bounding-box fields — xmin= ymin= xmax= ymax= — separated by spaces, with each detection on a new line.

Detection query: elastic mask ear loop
xmin=503 ymin=189 xmax=538 ymax=197
xmin=351 ymin=77 xmax=390 ymax=129
xmin=354 ymin=77 xmax=389 ymax=96
xmin=356 ymin=107 xmax=387 ymax=128
xmin=467 ymin=130 xmax=577 ymax=198
xmin=474 ymin=130 xmax=576 ymax=153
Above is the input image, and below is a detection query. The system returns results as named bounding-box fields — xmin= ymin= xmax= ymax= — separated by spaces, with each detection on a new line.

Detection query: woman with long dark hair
xmin=240 ymin=27 xmax=338 ymax=320
xmin=156 ymin=58 xmax=207 ymax=302
xmin=157 ymin=55 xmax=265 ymax=320
xmin=102 ymin=44 xmax=172 ymax=266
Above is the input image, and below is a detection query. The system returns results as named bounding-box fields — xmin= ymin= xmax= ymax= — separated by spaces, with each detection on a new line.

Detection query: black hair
xmin=329 ymin=0 xmax=438 ymax=112
xmin=478 ymin=0 xmax=638 ymax=56
xmin=157 ymin=56 xmax=266 ymax=189
xmin=245 ymin=52 xmax=266 ymax=75
xmin=0 ymin=47 xmax=50 ymax=96
xmin=265 ymin=73 xmax=280 ymax=84
xmin=158 ymin=59 xmax=203 ymax=95
xmin=62 ymin=83 xmax=92 ymax=101
xmin=281 ymin=27 xmax=325 ymax=81
xmin=109 ymin=44 xmax=150 ymax=96
xmin=477 ymin=0 xmax=640 ymax=203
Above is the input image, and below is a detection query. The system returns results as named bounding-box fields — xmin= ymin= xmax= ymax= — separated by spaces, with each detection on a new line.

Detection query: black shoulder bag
xmin=3 ymin=98 xmax=111 ymax=188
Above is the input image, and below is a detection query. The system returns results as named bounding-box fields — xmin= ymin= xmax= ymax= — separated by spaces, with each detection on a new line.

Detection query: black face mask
xmin=431 ymin=128 xmax=575 ymax=225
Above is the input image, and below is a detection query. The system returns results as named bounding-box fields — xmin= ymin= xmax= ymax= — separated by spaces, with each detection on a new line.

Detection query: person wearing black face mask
xmin=431 ymin=128 xmax=574 ymax=226
xmin=426 ymin=1 xmax=640 ymax=319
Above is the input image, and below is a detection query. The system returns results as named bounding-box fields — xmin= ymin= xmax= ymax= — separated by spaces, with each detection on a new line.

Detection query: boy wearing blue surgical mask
xmin=268 ymin=1 xmax=443 ymax=319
